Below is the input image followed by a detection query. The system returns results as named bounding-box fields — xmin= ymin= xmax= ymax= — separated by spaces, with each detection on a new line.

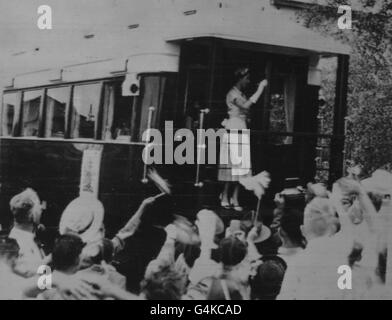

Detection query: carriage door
xmin=258 ymin=56 xmax=317 ymax=197
xmin=173 ymin=43 xmax=211 ymax=187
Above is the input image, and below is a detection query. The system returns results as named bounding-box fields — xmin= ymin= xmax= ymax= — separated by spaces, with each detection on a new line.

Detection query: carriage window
xmin=45 ymin=87 xmax=70 ymax=138
xmin=102 ymin=82 xmax=133 ymax=141
xmin=269 ymin=74 xmax=296 ymax=144
xmin=2 ymin=93 xmax=18 ymax=136
xmin=136 ymin=74 xmax=177 ymax=141
xmin=22 ymin=90 xmax=42 ymax=137
xmin=70 ymin=83 xmax=101 ymax=139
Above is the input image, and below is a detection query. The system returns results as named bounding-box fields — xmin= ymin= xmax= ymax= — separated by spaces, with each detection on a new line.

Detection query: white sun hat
xmin=59 ymin=195 xmax=105 ymax=244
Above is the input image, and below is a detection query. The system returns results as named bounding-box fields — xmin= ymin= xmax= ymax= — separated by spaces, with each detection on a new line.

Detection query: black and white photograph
xmin=0 ymin=0 xmax=391 ymax=304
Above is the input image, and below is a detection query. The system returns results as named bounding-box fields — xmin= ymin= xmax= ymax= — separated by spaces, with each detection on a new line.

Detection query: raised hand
xmin=117 ymin=196 xmax=156 ymax=240
xmin=259 ymin=79 xmax=268 ymax=89
xmin=140 ymin=196 xmax=156 ymax=210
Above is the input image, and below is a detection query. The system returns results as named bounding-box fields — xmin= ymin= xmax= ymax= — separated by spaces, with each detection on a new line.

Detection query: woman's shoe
xmin=230 ymin=199 xmax=243 ymax=212
xmin=219 ymin=193 xmax=231 ymax=209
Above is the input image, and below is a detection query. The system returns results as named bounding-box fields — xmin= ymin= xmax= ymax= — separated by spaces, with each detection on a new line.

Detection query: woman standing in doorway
xmin=219 ymin=67 xmax=268 ymax=211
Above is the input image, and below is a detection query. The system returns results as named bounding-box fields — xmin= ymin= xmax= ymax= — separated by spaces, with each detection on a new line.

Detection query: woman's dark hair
xmin=219 ymin=236 xmax=248 ymax=267
xmin=233 ymin=67 xmax=250 ymax=83
xmin=12 ymin=199 xmax=35 ymax=224
xmin=250 ymin=255 xmax=287 ymax=300
xmin=280 ymin=209 xmax=307 ymax=249
xmin=52 ymin=234 xmax=85 ymax=272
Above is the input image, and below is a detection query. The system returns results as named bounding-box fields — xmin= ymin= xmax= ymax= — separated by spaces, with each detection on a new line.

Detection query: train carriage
xmin=0 ymin=1 xmax=350 ymax=233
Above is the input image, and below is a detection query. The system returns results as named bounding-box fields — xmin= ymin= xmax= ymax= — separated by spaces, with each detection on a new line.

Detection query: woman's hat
xmin=59 ymin=195 xmax=104 ymax=244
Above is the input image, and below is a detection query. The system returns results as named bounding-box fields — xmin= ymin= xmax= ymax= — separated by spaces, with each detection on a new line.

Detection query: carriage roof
xmin=2 ymin=0 xmax=350 ymax=90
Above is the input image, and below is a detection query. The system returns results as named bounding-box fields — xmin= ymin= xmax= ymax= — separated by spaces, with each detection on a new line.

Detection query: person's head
xmin=0 ymin=233 xmax=20 ymax=270
xmin=362 ymin=170 xmax=392 ymax=213
xmin=279 ymin=208 xmax=307 ymax=249
xmin=207 ymin=278 xmax=244 ymax=300
xmin=250 ymin=256 xmax=287 ymax=300
xmin=306 ymin=183 xmax=329 ymax=204
xmin=59 ymin=195 xmax=105 ymax=244
xmin=52 ymin=234 xmax=85 ymax=274
xmin=140 ymin=265 xmax=185 ymax=300
xmin=10 ymin=188 xmax=43 ymax=227
xmin=234 ymin=67 xmax=251 ymax=90
xmin=220 ymin=236 xmax=248 ymax=267
xmin=334 ymin=178 xmax=365 ymax=224
xmin=302 ymin=197 xmax=336 ymax=240
xmin=219 ymin=236 xmax=252 ymax=285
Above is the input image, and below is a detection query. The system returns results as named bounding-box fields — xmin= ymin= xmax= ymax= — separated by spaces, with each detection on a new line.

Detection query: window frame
xmin=101 ymin=81 xmax=137 ymax=142
xmin=44 ymin=85 xmax=72 ymax=139
xmin=0 ymin=73 xmax=177 ymax=143
xmin=1 ymin=91 xmax=22 ymax=137
xmin=19 ymin=88 xmax=45 ymax=137
xmin=68 ymin=81 xmax=104 ymax=140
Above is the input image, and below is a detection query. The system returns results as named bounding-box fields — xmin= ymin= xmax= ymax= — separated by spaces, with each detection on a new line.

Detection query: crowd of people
xmin=0 ymin=167 xmax=392 ymax=300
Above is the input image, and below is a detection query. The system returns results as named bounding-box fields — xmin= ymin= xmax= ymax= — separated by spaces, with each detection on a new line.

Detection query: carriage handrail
xmin=141 ymin=106 xmax=155 ymax=184
xmin=194 ymin=108 xmax=210 ymax=188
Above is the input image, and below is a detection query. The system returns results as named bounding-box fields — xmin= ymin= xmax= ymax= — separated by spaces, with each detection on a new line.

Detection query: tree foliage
xmin=300 ymin=0 xmax=392 ymax=175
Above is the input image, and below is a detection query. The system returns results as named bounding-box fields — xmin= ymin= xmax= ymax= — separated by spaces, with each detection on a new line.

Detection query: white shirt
xmin=0 ymin=264 xmax=27 ymax=300
xmin=9 ymin=227 xmax=45 ymax=278
xmin=278 ymin=233 xmax=353 ymax=300
xmin=222 ymin=87 xmax=249 ymax=130
xmin=278 ymin=246 xmax=304 ymax=269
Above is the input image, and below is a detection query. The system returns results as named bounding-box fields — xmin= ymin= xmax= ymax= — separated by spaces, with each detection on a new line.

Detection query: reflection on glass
xmin=22 ymin=90 xmax=42 ymax=136
xmin=71 ymin=84 xmax=101 ymax=139
xmin=2 ymin=93 xmax=18 ymax=136
xmin=45 ymin=87 xmax=70 ymax=138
